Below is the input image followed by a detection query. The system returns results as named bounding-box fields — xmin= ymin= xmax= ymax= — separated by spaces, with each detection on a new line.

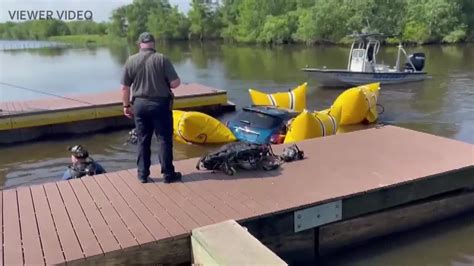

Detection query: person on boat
xmin=62 ymin=145 xmax=106 ymax=180
xmin=367 ymin=45 xmax=374 ymax=63
xmin=120 ymin=32 xmax=182 ymax=184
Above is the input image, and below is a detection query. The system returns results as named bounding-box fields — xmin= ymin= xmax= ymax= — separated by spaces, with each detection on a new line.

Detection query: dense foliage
xmin=214 ymin=0 xmax=472 ymax=44
xmin=1 ymin=0 xmax=473 ymax=45
xmin=0 ymin=20 xmax=107 ymax=40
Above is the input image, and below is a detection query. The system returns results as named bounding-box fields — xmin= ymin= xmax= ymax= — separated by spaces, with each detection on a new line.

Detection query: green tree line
xmin=0 ymin=20 xmax=108 ymax=40
xmin=2 ymin=0 xmax=473 ymax=45
xmin=108 ymin=0 xmax=474 ymax=44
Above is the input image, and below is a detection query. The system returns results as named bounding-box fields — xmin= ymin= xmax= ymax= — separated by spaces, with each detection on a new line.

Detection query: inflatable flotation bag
xmin=321 ymin=83 xmax=380 ymax=126
xmin=248 ymin=83 xmax=307 ymax=112
xmin=173 ymin=110 xmax=236 ymax=144
xmin=283 ymin=106 xmax=341 ymax=144
xmin=173 ymin=110 xmax=187 ymax=143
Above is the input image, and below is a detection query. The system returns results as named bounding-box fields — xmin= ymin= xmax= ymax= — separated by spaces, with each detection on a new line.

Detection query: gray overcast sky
xmin=0 ymin=0 xmax=191 ymax=22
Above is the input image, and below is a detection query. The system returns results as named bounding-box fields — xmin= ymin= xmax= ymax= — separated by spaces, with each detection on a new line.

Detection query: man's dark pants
xmin=133 ymin=97 xmax=175 ymax=180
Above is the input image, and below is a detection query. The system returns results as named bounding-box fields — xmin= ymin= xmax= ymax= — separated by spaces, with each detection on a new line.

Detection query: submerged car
xmin=226 ymin=106 xmax=300 ymax=144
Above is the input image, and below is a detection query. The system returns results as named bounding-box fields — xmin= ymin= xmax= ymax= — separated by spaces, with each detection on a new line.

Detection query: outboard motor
xmin=404 ymin=52 xmax=425 ymax=72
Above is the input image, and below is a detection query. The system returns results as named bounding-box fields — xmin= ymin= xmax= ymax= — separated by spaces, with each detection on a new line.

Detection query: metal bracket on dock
xmin=294 ymin=200 xmax=342 ymax=232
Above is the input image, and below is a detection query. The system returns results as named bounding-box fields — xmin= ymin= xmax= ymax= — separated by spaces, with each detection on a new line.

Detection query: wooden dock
xmin=1 ymin=126 xmax=473 ymax=265
xmin=0 ymin=83 xmax=234 ymax=144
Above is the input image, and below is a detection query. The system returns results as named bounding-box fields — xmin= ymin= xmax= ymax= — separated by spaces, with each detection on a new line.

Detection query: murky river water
xmin=0 ymin=41 xmax=473 ymax=264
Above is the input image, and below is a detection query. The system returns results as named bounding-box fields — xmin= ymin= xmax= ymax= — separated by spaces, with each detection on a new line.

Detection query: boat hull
xmin=302 ymin=68 xmax=427 ymax=87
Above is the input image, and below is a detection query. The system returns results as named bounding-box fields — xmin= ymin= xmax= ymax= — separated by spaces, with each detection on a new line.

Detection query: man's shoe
xmin=138 ymin=176 xmax=148 ymax=183
xmin=163 ymin=172 xmax=182 ymax=183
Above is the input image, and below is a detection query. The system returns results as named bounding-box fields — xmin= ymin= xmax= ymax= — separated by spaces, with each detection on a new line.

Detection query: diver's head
xmin=68 ymin=145 xmax=89 ymax=163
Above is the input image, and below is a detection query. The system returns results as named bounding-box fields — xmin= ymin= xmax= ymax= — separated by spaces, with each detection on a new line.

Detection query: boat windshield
xmin=352 ymin=49 xmax=365 ymax=58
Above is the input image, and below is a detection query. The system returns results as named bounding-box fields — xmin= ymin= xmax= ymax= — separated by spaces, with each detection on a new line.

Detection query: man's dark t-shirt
xmin=121 ymin=48 xmax=179 ymax=99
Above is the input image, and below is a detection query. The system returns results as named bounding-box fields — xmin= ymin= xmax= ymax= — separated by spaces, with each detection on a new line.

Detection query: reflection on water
xmin=0 ymin=40 xmax=70 ymax=51
xmin=0 ymin=40 xmax=473 ymax=264
xmin=4 ymin=46 xmax=70 ymax=57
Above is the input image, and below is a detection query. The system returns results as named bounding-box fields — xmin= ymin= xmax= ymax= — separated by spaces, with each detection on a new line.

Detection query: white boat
xmin=302 ymin=33 xmax=427 ymax=87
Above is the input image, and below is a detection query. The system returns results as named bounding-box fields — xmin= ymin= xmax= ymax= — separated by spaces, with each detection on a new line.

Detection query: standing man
xmin=121 ymin=32 xmax=182 ymax=183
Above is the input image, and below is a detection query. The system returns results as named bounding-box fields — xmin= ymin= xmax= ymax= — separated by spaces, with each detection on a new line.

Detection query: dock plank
xmin=206 ymin=171 xmax=272 ymax=215
xmin=0 ymin=101 xmax=7 ymax=114
xmin=22 ymin=100 xmax=51 ymax=112
xmin=150 ymin=173 xmax=228 ymax=224
xmin=187 ymin=177 xmax=252 ymax=218
xmin=92 ymin=173 xmax=155 ymax=244
xmin=103 ymin=172 xmax=171 ymax=240
xmin=2 ymin=83 xmax=226 ymax=115
xmin=30 ymin=185 xmax=65 ymax=265
xmin=226 ymin=171 xmax=287 ymax=215
xmin=124 ymin=170 xmax=200 ymax=232
xmin=4 ymin=102 xmax=16 ymax=114
xmin=185 ymin=172 xmax=261 ymax=219
xmin=80 ymin=177 xmax=138 ymax=249
xmin=43 ymin=182 xmax=84 ymax=262
xmin=2 ymin=101 xmax=11 ymax=110
xmin=116 ymin=171 xmax=187 ymax=237
xmin=1 ymin=83 xmax=231 ymax=144
xmin=67 ymin=179 xmax=121 ymax=253
xmin=172 ymin=181 xmax=229 ymax=223
xmin=180 ymin=173 xmax=239 ymax=220
xmin=148 ymin=176 xmax=214 ymax=228
xmin=235 ymin=168 xmax=313 ymax=214
xmin=1 ymin=126 xmax=473 ymax=265
xmin=12 ymin=101 xmax=24 ymax=113
xmin=17 ymin=187 xmax=44 ymax=265
xmin=3 ymin=190 xmax=23 ymax=265
xmin=57 ymin=181 xmax=103 ymax=258
xmin=7 ymin=102 xmax=17 ymax=114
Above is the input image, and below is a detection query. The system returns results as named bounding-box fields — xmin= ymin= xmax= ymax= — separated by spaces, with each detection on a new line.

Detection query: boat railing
xmin=347 ymin=41 xmax=356 ymax=70
xmin=395 ymin=43 xmax=418 ymax=72
xmin=373 ymin=40 xmax=380 ymax=64
xmin=347 ymin=33 xmax=420 ymax=73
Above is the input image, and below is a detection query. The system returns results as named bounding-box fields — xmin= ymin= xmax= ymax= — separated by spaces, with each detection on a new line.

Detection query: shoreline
xmin=1 ymin=35 xmax=474 ymax=49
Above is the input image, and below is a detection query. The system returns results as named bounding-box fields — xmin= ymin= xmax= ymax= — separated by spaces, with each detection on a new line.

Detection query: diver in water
xmin=62 ymin=145 xmax=106 ymax=180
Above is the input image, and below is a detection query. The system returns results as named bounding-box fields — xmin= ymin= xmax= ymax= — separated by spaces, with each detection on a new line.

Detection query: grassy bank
xmin=48 ymin=34 xmax=123 ymax=46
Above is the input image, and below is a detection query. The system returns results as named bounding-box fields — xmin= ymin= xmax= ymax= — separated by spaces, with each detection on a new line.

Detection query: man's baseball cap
xmin=138 ymin=32 xmax=155 ymax=43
